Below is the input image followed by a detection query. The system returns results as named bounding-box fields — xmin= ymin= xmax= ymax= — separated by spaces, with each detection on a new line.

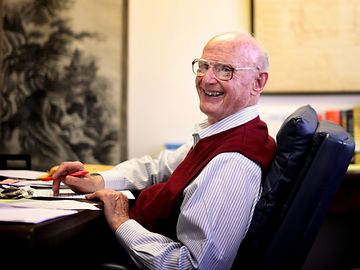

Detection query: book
xmin=352 ymin=105 xmax=360 ymax=164
xmin=325 ymin=109 xmax=341 ymax=125
xmin=340 ymin=109 xmax=354 ymax=137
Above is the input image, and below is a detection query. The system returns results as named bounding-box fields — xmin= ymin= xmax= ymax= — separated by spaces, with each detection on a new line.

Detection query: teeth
xmin=204 ymin=90 xmax=223 ymax=96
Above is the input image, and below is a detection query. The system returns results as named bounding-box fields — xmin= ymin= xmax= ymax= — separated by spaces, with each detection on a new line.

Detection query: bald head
xmin=204 ymin=31 xmax=269 ymax=72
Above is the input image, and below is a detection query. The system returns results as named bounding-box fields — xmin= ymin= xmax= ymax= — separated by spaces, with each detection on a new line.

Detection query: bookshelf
xmin=346 ymin=164 xmax=360 ymax=174
xmin=322 ymin=105 xmax=360 ymax=164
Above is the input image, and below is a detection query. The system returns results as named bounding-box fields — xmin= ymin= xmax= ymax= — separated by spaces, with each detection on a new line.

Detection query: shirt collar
xmin=192 ymin=105 xmax=259 ymax=145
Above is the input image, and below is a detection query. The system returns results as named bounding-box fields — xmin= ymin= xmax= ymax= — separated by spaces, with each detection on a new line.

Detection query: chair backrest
xmin=232 ymin=105 xmax=355 ymax=270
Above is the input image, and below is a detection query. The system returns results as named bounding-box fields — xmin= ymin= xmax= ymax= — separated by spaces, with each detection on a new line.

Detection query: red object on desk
xmin=40 ymin=170 xmax=89 ymax=181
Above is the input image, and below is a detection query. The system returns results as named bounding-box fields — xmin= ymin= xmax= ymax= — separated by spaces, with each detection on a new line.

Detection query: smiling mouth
xmin=203 ymin=90 xmax=224 ymax=97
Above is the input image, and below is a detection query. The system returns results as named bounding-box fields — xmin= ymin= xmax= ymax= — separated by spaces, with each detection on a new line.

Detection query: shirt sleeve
xmin=115 ymin=152 xmax=262 ymax=269
xmin=98 ymin=142 xmax=192 ymax=190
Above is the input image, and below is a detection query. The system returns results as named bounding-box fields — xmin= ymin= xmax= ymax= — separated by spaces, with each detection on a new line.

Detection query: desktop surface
xmin=0 ymin=207 xmax=117 ymax=269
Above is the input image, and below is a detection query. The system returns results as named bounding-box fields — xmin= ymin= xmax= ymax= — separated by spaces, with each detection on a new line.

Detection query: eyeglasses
xmin=192 ymin=58 xmax=259 ymax=81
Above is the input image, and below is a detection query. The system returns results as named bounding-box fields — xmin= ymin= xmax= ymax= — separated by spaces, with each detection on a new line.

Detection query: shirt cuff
xmin=97 ymin=169 xmax=126 ymax=190
xmin=115 ymin=219 xmax=150 ymax=246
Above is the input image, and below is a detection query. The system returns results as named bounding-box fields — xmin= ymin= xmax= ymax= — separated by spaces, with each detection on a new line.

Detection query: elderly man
xmin=52 ymin=31 xmax=276 ymax=269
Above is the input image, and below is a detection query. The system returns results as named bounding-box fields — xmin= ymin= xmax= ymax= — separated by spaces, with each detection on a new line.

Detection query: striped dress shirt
xmin=99 ymin=105 xmax=264 ymax=269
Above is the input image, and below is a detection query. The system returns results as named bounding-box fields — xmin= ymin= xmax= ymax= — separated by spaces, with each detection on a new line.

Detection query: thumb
xmin=85 ymin=192 xmax=97 ymax=200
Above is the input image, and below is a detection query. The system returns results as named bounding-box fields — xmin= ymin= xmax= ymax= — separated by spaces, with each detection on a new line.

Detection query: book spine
xmin=325 ymin=109 xmax=341 ymax=125
xmin=352 ymin=106 xmax=360 ymax=164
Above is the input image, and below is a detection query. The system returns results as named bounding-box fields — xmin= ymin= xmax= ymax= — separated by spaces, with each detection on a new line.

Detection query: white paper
xmin=0 ymin=170 xmax=47 ymax=180
xmin=5 ymin=179 xmax=67 ymax=189
xmin=1 ymin=198 xmax=100 ymax=210
xmin=116 ymin=190 xmax=135 ymax=199
xmin=0 ymin=205 xmax=77 ymax=223
xmin=31 ymin=188 xmax=88 ymax=199
xmin=31 ymin=188 xmax=135 ymax=200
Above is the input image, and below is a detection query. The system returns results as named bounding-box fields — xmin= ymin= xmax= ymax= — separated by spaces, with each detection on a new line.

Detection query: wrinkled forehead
xmin=201 ymin=36 xmax=261 ymax=65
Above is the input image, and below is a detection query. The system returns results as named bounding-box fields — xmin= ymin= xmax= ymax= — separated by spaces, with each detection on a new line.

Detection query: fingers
xmin=86 ymin=190 xmax=129 ymax=231
xmin=86 ymin=189 xmax=118 ymax=202
xmin=52 ymin=178 xmax=61 ymax=196
xmin=85 ymin=191 xmax=98 ymax=200
xmin=0 ymin=178 xmax=21 ymax=185
xmin=51 ymin=161 xmax=85 ymax=196
xmin=86 ymin=190 xmax=128 ymax=209
xmin=52 ymin=161 xmax=85 ymax=179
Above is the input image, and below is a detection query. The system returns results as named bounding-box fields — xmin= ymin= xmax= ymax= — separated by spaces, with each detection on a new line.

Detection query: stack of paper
xmin=0 ymin=169 xmax=135 ymax=223
xmin=0 ymin=205 xmax=78 ymax=223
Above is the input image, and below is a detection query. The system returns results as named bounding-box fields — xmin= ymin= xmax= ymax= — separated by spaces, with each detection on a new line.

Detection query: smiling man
xmin=51 ymin=31 xmax=276 ymax=269
xmin=193 ymin=32 xmax=268 ymax=125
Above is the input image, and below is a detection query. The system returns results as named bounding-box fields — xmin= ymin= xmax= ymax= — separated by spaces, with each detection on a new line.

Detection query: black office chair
xmin=233 ymin=104 xmax=355 ymax=270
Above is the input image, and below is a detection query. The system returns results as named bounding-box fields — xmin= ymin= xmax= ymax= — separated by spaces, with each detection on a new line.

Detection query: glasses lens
xmin=214 ymin=63 xmax=232 ymax=80
xmin=192 ymin=59 xmax=233 ymax=80
xmin=192 ymin=59 xmax=208 ymax=75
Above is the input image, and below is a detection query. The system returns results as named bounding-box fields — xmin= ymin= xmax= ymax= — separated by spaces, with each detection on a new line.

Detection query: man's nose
xmin=202 ymin=67 xmax=218 ymax=82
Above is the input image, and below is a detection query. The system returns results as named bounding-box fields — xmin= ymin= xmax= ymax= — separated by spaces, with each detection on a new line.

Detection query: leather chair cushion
xmin=234 ymin=104 xmax=319 ymax=267
xmin=264 ymin=104 xmax=319 ymax=196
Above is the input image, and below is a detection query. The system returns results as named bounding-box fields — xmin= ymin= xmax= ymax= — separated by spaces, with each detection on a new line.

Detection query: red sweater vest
xmin=129 ymin=116 xmax=276 ymax=239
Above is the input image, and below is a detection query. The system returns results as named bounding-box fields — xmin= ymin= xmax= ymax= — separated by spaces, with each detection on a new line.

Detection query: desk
xmin=0 ymin=205 xmax=121 ymax=269
xmin=330 ymin=164 xmax=360 ymax=213
xmin=304 ymin=165 xmax=360 ymax=270
xmin=1 ymin=167 xmax=359 ymax=270
xmin=1 ymin=208 xmax=102 ymax=249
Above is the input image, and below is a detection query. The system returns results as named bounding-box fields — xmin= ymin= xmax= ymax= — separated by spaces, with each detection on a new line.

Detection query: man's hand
xmin=86 ymin=189 xmax=130 ymax=231
xmin=51 ymin=161 xmax=104 ymax=195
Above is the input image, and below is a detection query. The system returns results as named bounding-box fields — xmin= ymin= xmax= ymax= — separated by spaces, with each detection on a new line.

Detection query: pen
xmin=40 ymin=170 xmax=89 ymax=181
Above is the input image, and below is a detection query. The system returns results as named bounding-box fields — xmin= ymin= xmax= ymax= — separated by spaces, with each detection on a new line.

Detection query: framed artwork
xmin=0 ymin=0 xmax=128 ymax=170
xmin=251 ymin=0 xmax=360 ymax=94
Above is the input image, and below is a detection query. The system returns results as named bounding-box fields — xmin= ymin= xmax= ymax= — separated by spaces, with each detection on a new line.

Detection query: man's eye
xmin=199 ymin=62 xmax=209 ymax=70
xmin=220 ymin=65 xmax=232 ymax=73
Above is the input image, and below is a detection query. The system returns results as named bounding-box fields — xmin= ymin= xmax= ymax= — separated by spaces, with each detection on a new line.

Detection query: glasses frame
xmin=192 ymin=58 xmax=259 ymax=81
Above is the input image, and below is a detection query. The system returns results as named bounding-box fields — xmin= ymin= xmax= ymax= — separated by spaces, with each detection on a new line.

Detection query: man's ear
xmin=252 ymin=71 xmax=268 ymax=95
